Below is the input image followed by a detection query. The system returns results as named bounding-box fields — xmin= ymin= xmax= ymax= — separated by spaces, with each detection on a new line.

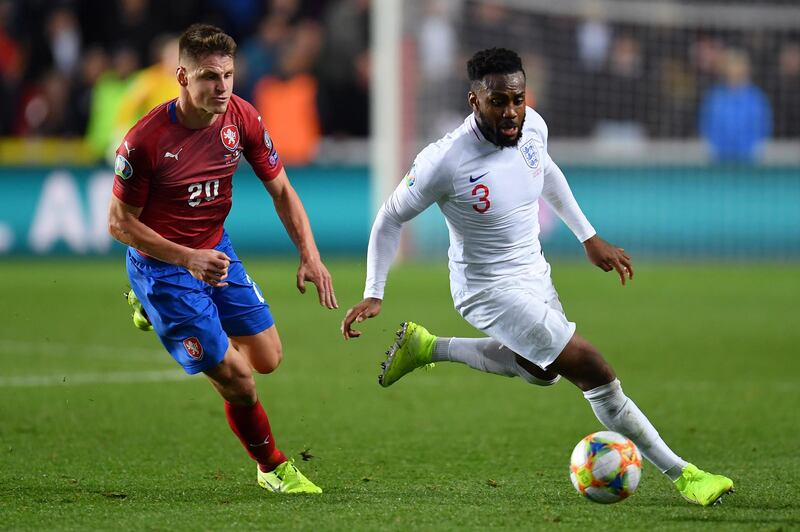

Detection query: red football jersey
xmin=112 ymin=95 xmax=283 ymax=250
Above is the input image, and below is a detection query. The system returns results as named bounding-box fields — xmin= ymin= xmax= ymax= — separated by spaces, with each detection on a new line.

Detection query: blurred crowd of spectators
xmin=417 ymin=0 xmax=800 ymax=161
xmin=0 ymin=0 xmax=798 ymax=164
xmin=0 ymin=0 xmax=368 ymax=163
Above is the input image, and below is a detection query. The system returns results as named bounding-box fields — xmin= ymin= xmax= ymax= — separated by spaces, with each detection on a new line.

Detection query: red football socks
xmin=224 ymin=400 xmax=287 ymax=472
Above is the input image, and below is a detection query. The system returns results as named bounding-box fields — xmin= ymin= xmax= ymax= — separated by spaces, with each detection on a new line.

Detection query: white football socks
xmin=583 ymin=379 xmax=688 ymax=480
xmin=432 ymin=337 xmax=560 ymax=386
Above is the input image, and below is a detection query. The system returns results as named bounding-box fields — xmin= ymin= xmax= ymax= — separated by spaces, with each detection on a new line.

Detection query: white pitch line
xmin=0 ymin=339 xmax=164 ymax=361
xmin=0 ymin=369 xmax=191 ymax=388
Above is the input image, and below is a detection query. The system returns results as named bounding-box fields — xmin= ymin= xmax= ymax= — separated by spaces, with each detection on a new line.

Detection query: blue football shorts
xmin=126 ymin=231 xmax=274 ymax=374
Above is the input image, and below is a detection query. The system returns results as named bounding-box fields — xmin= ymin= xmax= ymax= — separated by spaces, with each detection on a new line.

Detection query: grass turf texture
xmin=0 ymin=259 xmax=798 ymax=530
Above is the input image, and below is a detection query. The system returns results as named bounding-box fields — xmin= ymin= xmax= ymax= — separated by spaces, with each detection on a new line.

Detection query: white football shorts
xmin=453 ymin=267 xmax=575 ymax=371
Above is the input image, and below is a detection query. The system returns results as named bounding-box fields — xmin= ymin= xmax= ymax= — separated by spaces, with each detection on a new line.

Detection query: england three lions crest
xmin=520 ymin=139 xmax=540 ymax=169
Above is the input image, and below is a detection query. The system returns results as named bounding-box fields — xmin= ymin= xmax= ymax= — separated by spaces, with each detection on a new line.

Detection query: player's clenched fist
xmin=185 ymin=249 xmax=231 ymax=287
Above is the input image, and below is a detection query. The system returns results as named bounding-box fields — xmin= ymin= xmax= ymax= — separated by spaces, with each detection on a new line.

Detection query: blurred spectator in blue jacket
xmin=237 ymin=12 xmax=291 ymax=102
xmin=699 ymin=49 xmax=772 ymax=163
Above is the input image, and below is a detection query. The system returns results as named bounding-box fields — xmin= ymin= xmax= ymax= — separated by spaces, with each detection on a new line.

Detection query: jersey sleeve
xmin=363 ymin=150 xmax=451 ymax=299
xmin=537 ymin=116 xmax=595 ymax=242
xmin=240 ymin=100 xmax=283 ymax=183
xmin=383 ymin=150 xmax=451 ymax=223
xmin=111 ymin=132 xmax=154 ymax=208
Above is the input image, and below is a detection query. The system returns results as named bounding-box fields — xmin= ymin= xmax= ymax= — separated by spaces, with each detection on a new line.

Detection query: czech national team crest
xmin=182 ymin=337 xmax=203 ymax=360
xmin=220 ymin=124 xmax=240 ymax=152
xmin=520 ymin=139 xmax=540 ymax=169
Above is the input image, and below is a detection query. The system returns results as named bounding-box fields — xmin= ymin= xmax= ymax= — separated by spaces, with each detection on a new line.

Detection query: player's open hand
xmin=185 ymin=249 xmax=231 ymax=287
xmin=341 ymin=298 xmax=382 ymax=340
xmin=582 ymin=235 xmax=633 ymax=285
xmin=297 ymin=256 xmax=338 ymax=309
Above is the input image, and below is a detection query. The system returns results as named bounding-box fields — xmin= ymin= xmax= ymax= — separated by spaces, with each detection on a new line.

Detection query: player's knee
xmin=515 ymin=354 xmax=561 ymax=386
xmin=252 ymin=345 xmax=282 ymax=374
xmin=532 ymin=374 xmax=561 ymax=386
xmin=550 ymin=335 xmax=616 ymax=391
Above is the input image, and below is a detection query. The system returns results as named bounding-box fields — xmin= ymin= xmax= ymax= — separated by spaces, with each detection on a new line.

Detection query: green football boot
xmin=257 ymin=459 xmax=322 ymax=494
xmin=379 ymin=321 xmax=436 ymax=388
xmin=674 ymin=463 xmax=734 ymax=506
xmin=125 ymin=289 xmax=153 ymax=331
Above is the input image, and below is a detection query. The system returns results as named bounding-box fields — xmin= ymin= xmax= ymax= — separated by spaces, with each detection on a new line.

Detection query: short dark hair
xmin=179 ymin=24 xmax=236 ymax=63
xmin=467 ymin=48 xmax=524 ymax=83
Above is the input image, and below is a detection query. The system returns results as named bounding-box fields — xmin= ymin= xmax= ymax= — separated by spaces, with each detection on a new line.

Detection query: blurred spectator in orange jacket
xmin=253 ymin=21 xmax=322 ymax=165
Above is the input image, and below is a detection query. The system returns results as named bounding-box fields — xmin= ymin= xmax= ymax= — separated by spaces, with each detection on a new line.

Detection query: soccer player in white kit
xmin=341 ymin=48 xmax=734 ymax=506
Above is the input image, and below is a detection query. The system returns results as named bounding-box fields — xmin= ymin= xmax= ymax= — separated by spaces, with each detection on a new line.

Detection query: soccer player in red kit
xmin=107 ymin=24 xmax=336 ymax=494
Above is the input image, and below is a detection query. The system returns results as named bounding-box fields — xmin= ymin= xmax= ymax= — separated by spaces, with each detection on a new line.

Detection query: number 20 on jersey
xmin=188 ymin=179 xmax=220 ymax=207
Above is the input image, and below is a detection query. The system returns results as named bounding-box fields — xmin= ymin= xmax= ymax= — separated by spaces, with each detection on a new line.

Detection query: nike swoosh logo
xmin=249 ymin=436 xmax=270 ymax=447
xmin=469 ymin=172 xmax=488 ymax=183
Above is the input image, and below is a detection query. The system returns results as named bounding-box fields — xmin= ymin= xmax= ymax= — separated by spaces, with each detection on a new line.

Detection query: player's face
xmin=469 ymin=71 xmax=526 ymax=148
xmin=182 ymin=54 xmax=234 ymax=115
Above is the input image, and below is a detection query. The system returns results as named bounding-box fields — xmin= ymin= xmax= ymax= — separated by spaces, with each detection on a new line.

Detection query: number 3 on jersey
xmin=188 ymin=179 xmax=220 ymax=207
xmin=472 ymin=184 xmax=491 ymax=213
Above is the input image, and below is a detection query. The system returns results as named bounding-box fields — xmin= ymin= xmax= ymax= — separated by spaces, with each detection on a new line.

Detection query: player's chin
xmin=496 ymin=129 xmax=522 ymax=147
xmin=209 ymin=99 xmax=230 ymax=114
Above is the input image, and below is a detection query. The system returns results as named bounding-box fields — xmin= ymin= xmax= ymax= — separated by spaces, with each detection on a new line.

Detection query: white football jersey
xmin=365 ymin=107 xmax=595 ymax=302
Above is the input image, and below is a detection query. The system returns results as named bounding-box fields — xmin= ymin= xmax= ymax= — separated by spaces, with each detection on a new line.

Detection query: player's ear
xmin=176 ymin=66 xmax=188 ymax=87
xmin=468 ymin=91 xmax=478 ymax=112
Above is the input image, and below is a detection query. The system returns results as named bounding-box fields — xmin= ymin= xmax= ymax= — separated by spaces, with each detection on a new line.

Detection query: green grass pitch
xmin=0 ymin=258 xmax=798 ymax=530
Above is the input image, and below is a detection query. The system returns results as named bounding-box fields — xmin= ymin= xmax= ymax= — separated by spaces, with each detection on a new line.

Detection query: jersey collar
xmin=167 ymin=99 xmax=178 ymax=124
xmin=468 ymin=114 xmax=486 ymax=143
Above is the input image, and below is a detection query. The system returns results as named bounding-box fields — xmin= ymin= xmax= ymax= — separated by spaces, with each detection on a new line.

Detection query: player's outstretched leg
xmin=433 ymin=336 xmax=561 ymax=386
xmin=550 ymin=333 xmax=734 ymax=506
xmin=378 ymin=321 xmax=561 ymax=387
xmin=125 ymin=289 xmax=153 ymax=331
xmin=381 ymin=323 xmax=560 ymax=387
xmin=379 ymin=322 xmax=436 ymax=387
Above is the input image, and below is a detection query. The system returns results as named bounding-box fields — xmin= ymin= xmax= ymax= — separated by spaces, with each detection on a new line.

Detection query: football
xmin=569 ymin=431 xmax=642 ymax=503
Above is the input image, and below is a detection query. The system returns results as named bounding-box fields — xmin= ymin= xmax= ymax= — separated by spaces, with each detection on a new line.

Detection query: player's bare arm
xmin=264 ymin=168 xmax=338 ymax=309
xmin=582 ymin=234 xmax=633 ymax=285
xmin=341 ymin=297 xmax=383 ymax=340
xmin=108 ymin=195 xmax=231 ymax=286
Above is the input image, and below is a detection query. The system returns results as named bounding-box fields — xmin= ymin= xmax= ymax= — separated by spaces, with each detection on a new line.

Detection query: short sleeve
xmin=112 ymin=134 xmax=153 ymax=208
xmin=240 ymin=100 xmax=283 ymax=183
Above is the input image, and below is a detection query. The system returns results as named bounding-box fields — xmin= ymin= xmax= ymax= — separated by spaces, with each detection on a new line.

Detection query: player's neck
xmin=175 ymin=96 xmax=221 ymax=129
xmin=473 ymin=114 xmax=497 ymax=146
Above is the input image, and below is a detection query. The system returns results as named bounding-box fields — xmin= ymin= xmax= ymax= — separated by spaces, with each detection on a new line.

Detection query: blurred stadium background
xmin=1 ymin=1 xmax=800 ymax=529
xmin=0 ymin=0 xmax=798 ymax=260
